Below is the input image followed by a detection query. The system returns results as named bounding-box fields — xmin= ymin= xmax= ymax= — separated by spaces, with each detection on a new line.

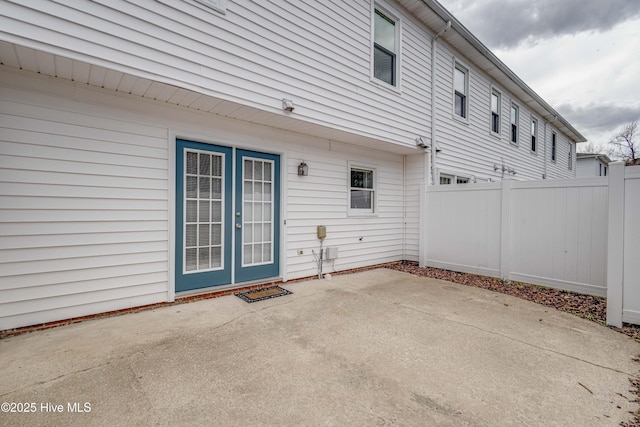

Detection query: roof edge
xmin=419 ymin=0 xmax=587 ymax=143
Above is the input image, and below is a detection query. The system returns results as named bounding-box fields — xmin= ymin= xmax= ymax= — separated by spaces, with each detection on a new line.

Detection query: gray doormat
xmin=235 ymin=286 xmax=292 ymax=303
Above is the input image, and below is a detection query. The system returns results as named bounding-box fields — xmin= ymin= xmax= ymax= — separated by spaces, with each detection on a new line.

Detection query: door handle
xmin=236 ymin=223 xmax=242 ymax=229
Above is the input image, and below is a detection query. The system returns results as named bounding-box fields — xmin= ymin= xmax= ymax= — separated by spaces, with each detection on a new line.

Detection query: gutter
xmin=430 ymin=20 xmax=451 ymax=185
xmin=419 ymin=0 xmax=586 ymax=144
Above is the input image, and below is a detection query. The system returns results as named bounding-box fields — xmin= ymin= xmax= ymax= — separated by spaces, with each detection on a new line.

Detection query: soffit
xmin=0 ymin=40 xmax=419 ymax=155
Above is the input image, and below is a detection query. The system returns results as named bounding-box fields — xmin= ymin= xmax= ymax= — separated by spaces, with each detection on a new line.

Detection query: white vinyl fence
xmin=420 ymin=162 xmax=639 ymax=327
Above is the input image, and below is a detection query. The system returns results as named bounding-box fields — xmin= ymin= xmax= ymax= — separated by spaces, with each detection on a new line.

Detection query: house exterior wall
xmin=0 ymin=69 xmax=407 ymax=330
xmin=577 ymin=157 xmax=607 ymax=177
xmin=0 ymin=0 xmax=433 ymax=150
xmin=0 ymin=0 xmax=586 ymax=330
xmin=403 ymin=153 xmax=426 ymax=261
xmin=577 ymin=158 xmax=598 ymax=177
xmin=432 ymin=40 xmax=577 ymax=182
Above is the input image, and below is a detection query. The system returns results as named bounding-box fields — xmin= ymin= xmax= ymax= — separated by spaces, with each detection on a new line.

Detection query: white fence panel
xmin=423 ymin=165 xmax=639 ymax=326
xmin=424 ymin=183 xmax=501 ymax=277
xmin=623 ymin=167 xmax=640 ymax=324
xmin=510 ymin=180 xmax=608 ymax=296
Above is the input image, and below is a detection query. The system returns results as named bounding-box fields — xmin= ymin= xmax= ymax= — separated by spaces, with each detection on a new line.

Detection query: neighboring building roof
xmin=577 ymin=153 xmax=612 ymax=164
xmin=397 ymin=0 xmax=587 ymax=143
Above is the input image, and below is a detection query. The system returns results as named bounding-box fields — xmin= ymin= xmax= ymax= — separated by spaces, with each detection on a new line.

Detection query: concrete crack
xmin=398 ymin=302 xmax=640 ymax=379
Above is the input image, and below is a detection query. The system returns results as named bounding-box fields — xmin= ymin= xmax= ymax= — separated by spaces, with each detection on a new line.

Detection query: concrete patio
xmin=1 ymin=269 xmax=638 ymax=426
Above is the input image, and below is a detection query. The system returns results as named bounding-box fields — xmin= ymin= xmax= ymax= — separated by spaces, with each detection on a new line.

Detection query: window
xmin=510 ymin=104 xmax=519 ymax=143
xmin=350 ymin=167 xmax=375 ymax=212
xmin=440 ymin=173 xmax=470 ymax=184
xmin=373 ymin=9 xmax=397 ymax=86
xmin=491 ymin=90 xmax=501 ymax=134
xmin=454 ymin=65 xmax=468 ymax=119
xmin=551 ymin=132 xmax=557 ymax=162
xmin=568 ymin=143 xmax=573 ymax=170
xmin=531 ymin=118 xmax=538 ymax=152
xmin=603 ymin=165 xmax=607 ymax=176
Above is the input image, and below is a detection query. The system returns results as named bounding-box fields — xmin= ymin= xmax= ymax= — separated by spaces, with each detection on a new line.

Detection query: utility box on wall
xmin=325 ymin=247 xmax=338 ymax=260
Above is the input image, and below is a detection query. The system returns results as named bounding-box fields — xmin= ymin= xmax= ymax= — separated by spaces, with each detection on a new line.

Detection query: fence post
xmin=419 ymin=183 xmax=427 ymax=267
xmin=500 ymin=178 xmax=513 ymax=280
xmin=606 ymin=162 xmax=625 ymax=327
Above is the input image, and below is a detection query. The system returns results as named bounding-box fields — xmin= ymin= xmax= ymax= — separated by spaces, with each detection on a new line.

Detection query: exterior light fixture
xmin=415 ymin=136 xmax=429 ymax=149
xmin=282 ymin=98 xmax=295 ymax=112
xmin=298 ymin=161 xmax=308 ymax=176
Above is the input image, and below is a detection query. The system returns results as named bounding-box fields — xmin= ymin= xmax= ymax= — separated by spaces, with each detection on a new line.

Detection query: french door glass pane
xmin=242 ymin=158 xmax=274 ymax=266
xmin=184 ymin=150 xmax=224 ymax=273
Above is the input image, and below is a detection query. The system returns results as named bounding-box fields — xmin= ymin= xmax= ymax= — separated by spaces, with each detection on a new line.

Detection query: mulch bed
xmin=387 ymin=262 xmax=640 ymax=426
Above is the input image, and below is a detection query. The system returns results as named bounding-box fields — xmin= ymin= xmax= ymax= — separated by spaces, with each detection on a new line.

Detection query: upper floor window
xmin=373 ymin=9 xmax=397 ymax=86
xmin=454 ymin=64 xmax=468 ymax=119
xmin=551 ymin=132 xmax=557 ymax=162
xmin=491 ymin=90 xmax=501 ymax=134
xmin=510 ymin=104 xmax=519 ymax=144
xmin=531 ymin=118 xmax=538 ymax=152
xmin=568 ymin=143 xmax=573 ymax=170
xmin=600 ymin=164 xmax=608 ymax=176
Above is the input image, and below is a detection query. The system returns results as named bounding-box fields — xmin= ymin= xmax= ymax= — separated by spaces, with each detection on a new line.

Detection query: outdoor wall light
xmin=282 ymin=98 xmax=295 ymax=112
xmin=298 ymin=161 xmax=308 ymax=176
xmin=415 ymin=136 xmax=430 ymax=149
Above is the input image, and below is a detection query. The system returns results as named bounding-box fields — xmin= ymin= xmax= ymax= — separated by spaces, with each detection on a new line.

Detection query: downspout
xmin=430 ymin=20 xmax=451 ymax=185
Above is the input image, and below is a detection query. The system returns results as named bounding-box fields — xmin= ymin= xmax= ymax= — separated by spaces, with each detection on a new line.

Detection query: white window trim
xmin=438 ymin=170 xmax=472 ymax=185
xmin=490 ymin=87 xmax=501 ymax=138
xmin=452 ymin=58 xmax=470 ymax=123
xmin=510 ymin=102 xmax=519 ymax=145
xmin=370 ymin=2 xmax=402 ymax=92
xmin=530 ymin=117 xmax=539 ymax=154
xmin=348 ymin=162 xmax=378 ymax=216
xmin=183 ymin=148 xmax=226 ymax=275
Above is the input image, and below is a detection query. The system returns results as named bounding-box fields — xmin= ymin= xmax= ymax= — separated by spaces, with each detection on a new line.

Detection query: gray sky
xmin=438 ymin=0 xmax=640 ymax=149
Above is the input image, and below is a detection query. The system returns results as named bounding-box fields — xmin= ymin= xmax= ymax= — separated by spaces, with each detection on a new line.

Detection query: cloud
xmin=557 ymin=103 xmax=640 ymax=139
xmin=445 ymin=0 xmax=640 ymax=49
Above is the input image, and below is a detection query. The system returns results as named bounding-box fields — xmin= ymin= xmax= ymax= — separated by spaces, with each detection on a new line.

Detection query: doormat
xmin=235 ymin=286 xmax=292 ymax=303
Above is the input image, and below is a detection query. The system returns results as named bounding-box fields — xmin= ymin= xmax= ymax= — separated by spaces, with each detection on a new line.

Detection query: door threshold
xmin=176 ymin=277 xmax=283 ymax=298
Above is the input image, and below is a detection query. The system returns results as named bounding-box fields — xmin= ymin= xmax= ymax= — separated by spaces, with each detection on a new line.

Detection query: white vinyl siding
xmin=433 ymin=39 xmax=576 ymax=181
xmin=0 ymin=0 xmax=431 ymax=149
xmin=0 ymin=88 xmax=169 ymax=330
xmin=0 ymin=69 xmax=408 ymax=329
xmin=403 ymin=153 xmax=423 ymax=262
xmin=286 ymin=148 xmax=404 ymax=279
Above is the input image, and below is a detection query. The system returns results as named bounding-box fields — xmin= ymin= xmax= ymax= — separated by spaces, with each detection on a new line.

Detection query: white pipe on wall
xmin=430 ymin=20 xmax=451 ymax=186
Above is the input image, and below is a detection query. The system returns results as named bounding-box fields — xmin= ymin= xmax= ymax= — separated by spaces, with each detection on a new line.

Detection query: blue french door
xmin=235 ymin=149 xmax=280 ymax=283
xmin=175 ymin=140 xmax=279 ymax=292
